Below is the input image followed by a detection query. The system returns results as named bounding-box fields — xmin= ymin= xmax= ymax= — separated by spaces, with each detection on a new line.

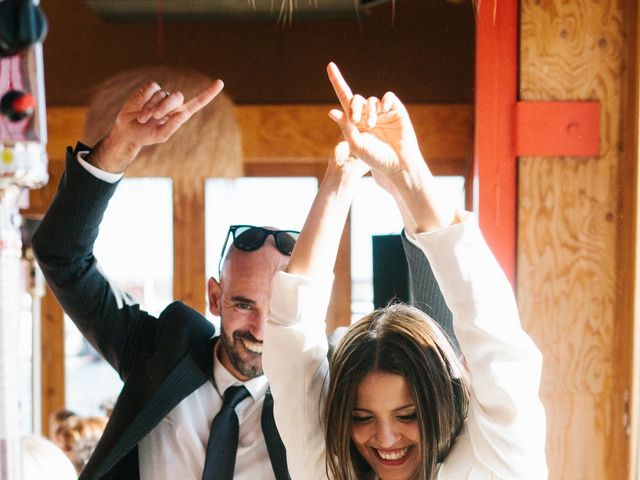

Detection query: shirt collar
xmin=213 ymin=340 xmax=269 ymax=402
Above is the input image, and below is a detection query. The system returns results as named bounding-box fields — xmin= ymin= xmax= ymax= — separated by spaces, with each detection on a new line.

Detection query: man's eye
xmin=352 ymin=416 xmax=373 ymax=424
xmin=235 ymin=303 xmax=253 ymax=310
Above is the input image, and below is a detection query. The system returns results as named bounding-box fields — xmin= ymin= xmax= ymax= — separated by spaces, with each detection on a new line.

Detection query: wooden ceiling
xmin=41 ymin=0 xmax=474 ymax=105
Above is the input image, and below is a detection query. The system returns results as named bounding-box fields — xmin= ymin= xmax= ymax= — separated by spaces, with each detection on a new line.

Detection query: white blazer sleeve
xmin=263 ymin=271 xmax=334 ymax=480
xmin=415 ymin=213 xmax=548 ymax=479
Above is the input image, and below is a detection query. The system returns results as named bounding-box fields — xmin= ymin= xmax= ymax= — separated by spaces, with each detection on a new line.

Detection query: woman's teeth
xmin=376 ymin=447 xmax=409 ymax=461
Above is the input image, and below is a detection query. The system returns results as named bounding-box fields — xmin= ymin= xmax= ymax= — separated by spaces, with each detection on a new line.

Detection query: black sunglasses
xmin=218 ymin=225 xmax=300 ymax=274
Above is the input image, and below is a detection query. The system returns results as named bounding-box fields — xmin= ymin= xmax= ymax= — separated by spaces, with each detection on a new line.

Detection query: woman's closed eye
xmin=352 ymin=414 xmax=373 ymax=424
xmin=397 ymin=412 xmax=417 ymax=422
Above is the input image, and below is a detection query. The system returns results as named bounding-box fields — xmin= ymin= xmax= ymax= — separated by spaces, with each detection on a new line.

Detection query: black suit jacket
xmin=33 ymin=145 xmax=219 ymax=479
xmin=33 ymin=144 xmax=457 ymax=479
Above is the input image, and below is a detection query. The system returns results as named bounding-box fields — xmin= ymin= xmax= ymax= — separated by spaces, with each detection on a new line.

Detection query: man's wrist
xmin=86 ymin=130 xmax=141 ymax=174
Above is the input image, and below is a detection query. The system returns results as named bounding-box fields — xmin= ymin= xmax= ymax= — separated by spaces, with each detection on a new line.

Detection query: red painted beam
xmin=474 ymin=0 xmax=519 ymax=286
xmin=515 ymin=101 xmax=600 ymax=156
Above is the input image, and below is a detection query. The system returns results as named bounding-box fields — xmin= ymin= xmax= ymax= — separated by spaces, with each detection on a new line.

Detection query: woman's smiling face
xmin=351 ymin=371 xmax=421 ymax=480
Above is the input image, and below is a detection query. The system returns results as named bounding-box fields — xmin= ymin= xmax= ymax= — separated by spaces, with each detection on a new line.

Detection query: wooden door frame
xmin=475 ymin=0 xmax=640 ymax=478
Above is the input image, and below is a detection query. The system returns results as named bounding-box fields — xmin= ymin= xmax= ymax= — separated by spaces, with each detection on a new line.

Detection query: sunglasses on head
xmin=218 ymin=225 xmax=300 ymax=274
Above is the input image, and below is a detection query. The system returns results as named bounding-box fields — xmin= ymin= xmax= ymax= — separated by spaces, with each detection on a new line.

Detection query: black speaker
xmin=372 ymin=234 xmax=409 ymax=309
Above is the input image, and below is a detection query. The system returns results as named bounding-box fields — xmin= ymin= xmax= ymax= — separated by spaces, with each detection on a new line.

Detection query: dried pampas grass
xmin=83 ymin=66 xmax=243 ymax=182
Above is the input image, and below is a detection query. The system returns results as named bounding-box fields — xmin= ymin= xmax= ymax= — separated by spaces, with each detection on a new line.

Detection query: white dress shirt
xmin=263 ymin=213 xmax=548 ymax=480
xmin=138 ymin=342 xmax=274 ymax=480
xmin=76 ymin=153 xmax=277 ymax=479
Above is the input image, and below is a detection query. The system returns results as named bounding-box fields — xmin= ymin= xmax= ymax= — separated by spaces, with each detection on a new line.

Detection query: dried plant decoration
xmin=246 ymin=0 xmax=361 ymax=26
xmin=83 ymin=66 xmax=243 ymax=185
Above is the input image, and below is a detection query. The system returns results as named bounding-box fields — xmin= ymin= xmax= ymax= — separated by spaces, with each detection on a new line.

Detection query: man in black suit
xmin=33 ymin=79 xmax=294 ymax=480
xmin=33 ymin=77 xmax=455 ymax=480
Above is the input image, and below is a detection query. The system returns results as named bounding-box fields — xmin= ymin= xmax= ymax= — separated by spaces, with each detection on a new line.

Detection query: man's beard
xmin=220 ymin=327 xmax=264 ymax=379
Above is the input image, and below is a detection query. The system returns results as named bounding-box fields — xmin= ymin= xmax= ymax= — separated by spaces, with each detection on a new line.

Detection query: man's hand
xmin=88 ymin=79 xmax=224 ymax=173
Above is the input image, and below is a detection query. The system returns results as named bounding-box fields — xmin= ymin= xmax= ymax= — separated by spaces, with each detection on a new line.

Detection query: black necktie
xmin=262 ymin=390 xmax=290 ymax=480
xmin=202 ymin=385 xmax=251 ymax=480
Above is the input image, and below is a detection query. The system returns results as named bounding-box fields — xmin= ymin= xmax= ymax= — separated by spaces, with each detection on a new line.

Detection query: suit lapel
xmin=83 ymin=337 xmax=216 ymax=479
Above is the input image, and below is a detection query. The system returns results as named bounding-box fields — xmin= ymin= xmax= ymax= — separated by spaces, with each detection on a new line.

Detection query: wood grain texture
xmin=541 ymin=392 xmax=626 ymax=478
xmin=40 ymin=285 xmax=65 ymax=434
xmin=519 ymin=0 xmax=632 ymax=478
xmin=45 ymin=104 xmax=473 ymax=171
xmin=619 ymin=0 xmax=640 ymax=474
xmin=237 ymin=104 xmax=473 ymax=161
xmin=172 ymin=179 xmax=206 ymax=314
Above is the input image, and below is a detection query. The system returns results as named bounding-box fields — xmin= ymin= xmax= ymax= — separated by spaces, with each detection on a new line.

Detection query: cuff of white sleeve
xmin=404 ymin=209 xmax=471 ymax=247
xmin=77 ymin=151 xmax=124 ymax=184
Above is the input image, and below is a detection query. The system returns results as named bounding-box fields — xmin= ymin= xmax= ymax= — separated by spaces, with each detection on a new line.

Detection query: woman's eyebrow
xmin=393 ymin=404 xmax=416 ymax=412
xmin=352 ymin=404 xmax=415 ymax=413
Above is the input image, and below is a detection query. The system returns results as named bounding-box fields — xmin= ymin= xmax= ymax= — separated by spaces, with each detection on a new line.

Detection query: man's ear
xmin=207 ymin=277 xmax=222 ymax=316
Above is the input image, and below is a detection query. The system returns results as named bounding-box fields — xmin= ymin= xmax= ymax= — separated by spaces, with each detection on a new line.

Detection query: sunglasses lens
xmin=233 ymin=226 xmax=267 ymax=251
xmin=275 ymin=231 xmax=299 ymax=255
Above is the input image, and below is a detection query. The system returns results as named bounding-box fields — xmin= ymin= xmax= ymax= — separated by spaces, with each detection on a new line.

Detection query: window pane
xmin=205 ymin=177 xmax=318 ymax=322
xmin=65 ymin=178 xmax=173 ymax=416
xmin=350 ymin=176 xmax=466 ymax=322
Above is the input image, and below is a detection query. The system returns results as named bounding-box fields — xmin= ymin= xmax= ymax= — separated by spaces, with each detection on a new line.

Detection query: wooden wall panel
xmin=237 ymin=104 xmax=473 ymax=161
xmin=621 ymin=0 xmax=640 ymax=473
xmin=39 ymin=285 xmax=65 ymax=434
xmin=43 ymin=104 xmax=473 ymax=168
xmin=519 ymin=0 xmax=633 ymax=478
xmin=172 ymin=179 xmax=206 ymax=313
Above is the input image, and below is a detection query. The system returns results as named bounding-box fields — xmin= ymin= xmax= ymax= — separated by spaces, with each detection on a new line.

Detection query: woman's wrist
xmin=387 ymin=157 xmax=455 ymax=233
xmin=322 ymin=166 xmax=362 ymax=196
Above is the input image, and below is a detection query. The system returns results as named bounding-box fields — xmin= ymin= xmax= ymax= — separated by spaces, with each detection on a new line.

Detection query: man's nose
xmin=249 ymin=308 xmax=267 ymax=340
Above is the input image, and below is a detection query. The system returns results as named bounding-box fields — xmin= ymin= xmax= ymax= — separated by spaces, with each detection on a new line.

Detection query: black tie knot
xmin=223 ymin=385 xmax=250 ymax=409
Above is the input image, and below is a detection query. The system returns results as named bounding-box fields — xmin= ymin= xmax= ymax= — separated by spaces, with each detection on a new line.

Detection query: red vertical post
xmin=474 ymin=0 xmax=519 ymax=285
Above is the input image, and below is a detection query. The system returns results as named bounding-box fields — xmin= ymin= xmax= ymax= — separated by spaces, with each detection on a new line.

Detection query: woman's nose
xmin=375 ymin=421 xmax=401 ymax=448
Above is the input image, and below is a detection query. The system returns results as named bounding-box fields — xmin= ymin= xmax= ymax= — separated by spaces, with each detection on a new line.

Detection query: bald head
xmin=219 ymin=235 xmax=289 ymax=281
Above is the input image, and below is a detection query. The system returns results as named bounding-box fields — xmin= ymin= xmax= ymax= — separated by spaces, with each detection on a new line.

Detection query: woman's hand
xmin=326 ymin=63 xmax=424 ymax=183
xmin=325 ymin=62 xmax=455 ymax=233
xmin=325 ymin=141 xmax=370 ymax=185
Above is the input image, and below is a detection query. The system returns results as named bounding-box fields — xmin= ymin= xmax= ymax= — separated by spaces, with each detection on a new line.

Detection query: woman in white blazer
xmin=263 ymin=63 xmax=548 ymax=480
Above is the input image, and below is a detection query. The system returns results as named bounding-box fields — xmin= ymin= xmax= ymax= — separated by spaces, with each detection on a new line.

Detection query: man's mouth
xmin=240 ymin=337 xmax=263 ymax=354
xmin=373 ymin=446 xmax=412 ymax=466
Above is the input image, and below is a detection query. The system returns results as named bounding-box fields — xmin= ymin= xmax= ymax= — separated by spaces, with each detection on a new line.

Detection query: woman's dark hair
xmin=324 ymin=303 xmax=470 ymax=480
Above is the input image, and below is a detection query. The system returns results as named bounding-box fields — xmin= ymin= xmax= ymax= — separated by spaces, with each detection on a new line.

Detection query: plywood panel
xmin=519 ymin=0 xmax=631 ymax=478
xmin=542 ymin=392 xmax=627 ymax=479
xmin=237 ymin=104 xmax=473 ymax=160
xmin=620 ymin=0 xmax=640 ymax=474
